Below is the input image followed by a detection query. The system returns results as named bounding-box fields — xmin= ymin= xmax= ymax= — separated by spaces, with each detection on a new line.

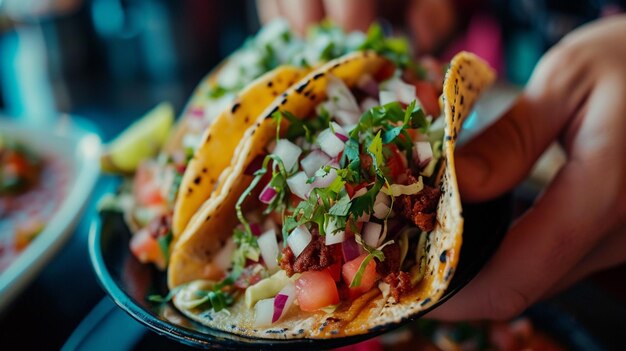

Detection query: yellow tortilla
xmin=171 ymin=66 xmax=307 ymax=238
xmin=168 ymin=51 xmax=495 ymax=338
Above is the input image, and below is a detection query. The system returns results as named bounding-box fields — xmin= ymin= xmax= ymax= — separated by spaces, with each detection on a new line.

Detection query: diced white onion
xmin=373 ymin=201 xmax=390 ymax=219
xmin=363 ymin=222 xmax=382 ymax=248
xmin=360 ymin=97 xmax=379 ymax=112
xmin=311 ymin=166 xmax=338 ymax=189
xmin=257 ymin=229 xmax=280 ymax=272
xmin=327 ymin=75 xmax=360 ymax=113
xmin=316 ymin=128 xmax=345 ymax=158
xmin=286 ymin=171 xmax=313 ymax=200
xmin=254 ymin=298 xmax=275 ymax=327
xmin=287 ymin=225 xmax=312 ymax=257
xmin=331 ymin=122 xmax=349 ymax=140
xmin=335 ymin=109 xmax=360 ymax=126
xmin=375 ymin=191 xmax=391 ymax=206
xmin=324 ymin=218 xmax=346 ymax=245
xmin=213 ymin=237 xmax=235 ymax=272
xmin=381 ymin=77 xmax=417 ymax=106
xmin=273 ymin=139 xmax=302 ymax=172
xmin=379 ymin=90 xmax=396 ymax=106
xmin=316 ymin=100 xmax=337 ymax=118
xmin=300 ymin=150 xmax=331 ymax=177
xmin=414 ymin=141 xmax=433 ymax=168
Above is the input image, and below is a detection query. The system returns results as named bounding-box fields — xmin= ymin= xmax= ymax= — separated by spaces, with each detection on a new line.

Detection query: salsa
xmin=0 ymin=137 xmax=70 ymax=272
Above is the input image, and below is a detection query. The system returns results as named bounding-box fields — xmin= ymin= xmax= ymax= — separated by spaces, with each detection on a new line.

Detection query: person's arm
xmin=430 ymin=15 xmax=626 ymax=320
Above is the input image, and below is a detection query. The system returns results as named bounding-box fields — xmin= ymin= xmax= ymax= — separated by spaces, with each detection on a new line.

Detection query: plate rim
xmin=0 ymin=118 xmax=102 ymax=312
xmin=89 ymin=193 xmax=513 ymax=350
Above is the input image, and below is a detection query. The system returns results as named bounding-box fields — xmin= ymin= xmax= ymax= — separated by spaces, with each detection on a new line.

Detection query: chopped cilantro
xmin=208 ymin=85 xmax=228 ymax=99
xmin=157 ymin=231 xmax=173 ymax=264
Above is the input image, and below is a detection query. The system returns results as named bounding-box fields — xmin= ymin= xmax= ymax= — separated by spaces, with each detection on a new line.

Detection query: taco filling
xmin=114 ymin=21 xmax=415 ymax=270
xmin=173 ymin=63 xmax=449 ymax=325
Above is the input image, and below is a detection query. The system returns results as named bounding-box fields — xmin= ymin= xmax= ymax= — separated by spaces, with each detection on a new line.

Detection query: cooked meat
xmin=279 ymin=246 xmax=296 ymax=276
xmin=397 ymin=183 xmax=441 ymax=232
xmin=383 ymin=271 xmax=412 ymax=301
xmin=279 ymin=236 xmax=339 ymax=276
xmin=376 ymin=243 xmax=401 ymax=276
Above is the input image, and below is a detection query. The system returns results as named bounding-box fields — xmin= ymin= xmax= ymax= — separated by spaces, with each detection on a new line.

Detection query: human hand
xmin=430 ymin=15 xmax=626 ymax=320
xmin=256 ymin=0 xmax=456 ymax=54
xmin=256 ymin=0 xmax=376 ymax=36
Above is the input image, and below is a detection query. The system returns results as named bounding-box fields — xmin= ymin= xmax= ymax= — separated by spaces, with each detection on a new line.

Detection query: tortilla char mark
xmin=172 ymin=67 xmax=306 ymax=238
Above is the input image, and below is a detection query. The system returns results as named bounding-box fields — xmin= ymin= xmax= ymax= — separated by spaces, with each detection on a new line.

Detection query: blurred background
xmin=1 ymin=0 xmax=624 ymax=138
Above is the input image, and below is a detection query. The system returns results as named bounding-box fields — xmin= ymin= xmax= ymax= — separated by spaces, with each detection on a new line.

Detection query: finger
xmin=322 ymin=0 xmax=377 ymax=33
xmin=429 ymin=163 xmax=598 ymax=320
xmin=456 ymin=41 xmax=595 ymax=203
xmin=256 ymin=0 xmax=281 ymax=25
xmin=277 ymin=0 xmax=324 ymax=36
xmin=544 ymin=222 xmax=626 ymax=297
xmin=429 ymin=76 xmax=625 ymax=321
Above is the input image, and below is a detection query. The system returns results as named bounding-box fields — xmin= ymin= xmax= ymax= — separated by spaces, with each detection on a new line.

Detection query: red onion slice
xmin=331 ymin=122 xmax=349 ymax=142
xmin=250 ymin=223 xmax=263 ymax=236
xmin=342 ymin=236 xmax=361 ymax=262
xmin=259 ymin=184 xmax=277 ymax=204
xmin=272 ymin=283 xmax=295 ymax=323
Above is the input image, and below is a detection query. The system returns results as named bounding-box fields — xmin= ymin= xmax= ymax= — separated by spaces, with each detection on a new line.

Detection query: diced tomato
xmin=345 ymin=182 xmax=368 ymax=199
xmin=130 ymin=228 xmax=166 ymax=269
xmin=133 ymin=162 xmax=166 ymax=207
xmin=386 ymin=148 xmax=406 ymax=180
xmin=414 ymin=81 xmax=441 ymax=117
xmin=373 ymin=61 xmax=396 ymax=82
xmin=326 ymin=261 xmax=342 ymax=282
xmin=295 ymin=270 xmax=340 ymax=312
xmin=234 ymin=265 xmax=263 ymax=289
xmin=345 ymin=220 xmax=363 ymax=237
xmin=342 ymin=254 xmax=378 ymax=300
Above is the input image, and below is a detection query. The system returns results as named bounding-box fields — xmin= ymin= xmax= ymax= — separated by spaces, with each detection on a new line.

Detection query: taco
xmin=166 ymin=50 xmax=495 ymax=339
xmin=122 ymin=20 xmax=406 ymax=269
xmin=171 ymin=21 xmax=416 ymax=238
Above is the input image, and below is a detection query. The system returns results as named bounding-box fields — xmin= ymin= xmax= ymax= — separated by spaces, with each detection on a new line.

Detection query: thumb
xmin=455 ymin=40 xmax=593 ymax=202
xmin=454 ymin=97 xmax=547 ymax=202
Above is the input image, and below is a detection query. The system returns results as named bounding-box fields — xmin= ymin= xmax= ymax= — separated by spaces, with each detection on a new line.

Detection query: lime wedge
xmin=101 ymin=102 xmax=174 ymax=173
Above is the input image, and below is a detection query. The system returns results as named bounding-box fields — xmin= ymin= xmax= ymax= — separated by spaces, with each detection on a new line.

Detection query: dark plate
xmin=89 ymin=194 xmax=513 ymax=350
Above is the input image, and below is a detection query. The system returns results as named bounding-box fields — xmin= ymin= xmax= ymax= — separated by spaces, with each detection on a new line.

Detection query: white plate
xmin=0 ymin=116 xmax=101 ymax=312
